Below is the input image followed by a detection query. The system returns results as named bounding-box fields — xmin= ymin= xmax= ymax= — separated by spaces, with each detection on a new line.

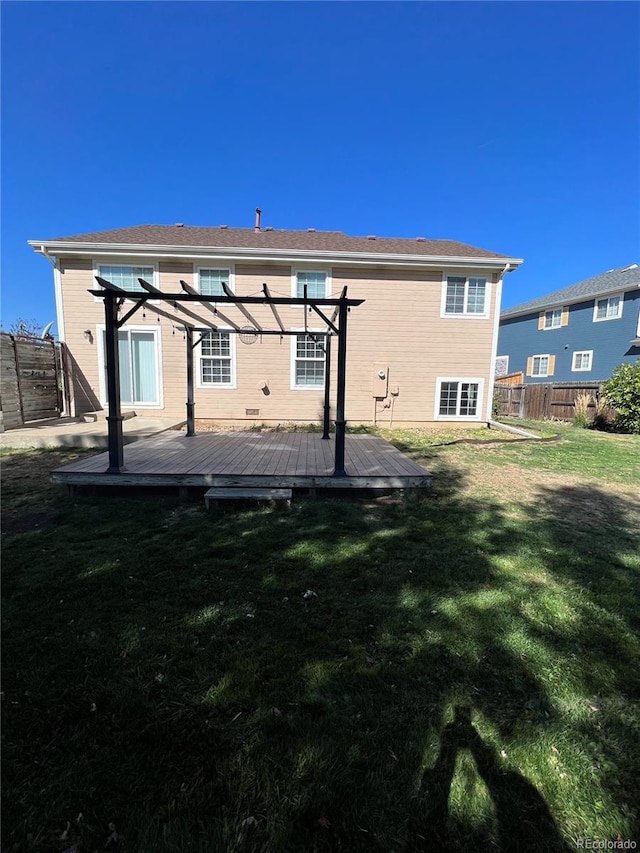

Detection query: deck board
xmin=52 ymin=430 xmax=431 ymax=490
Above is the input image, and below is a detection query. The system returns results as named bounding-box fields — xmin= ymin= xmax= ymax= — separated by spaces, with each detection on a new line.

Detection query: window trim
xmin=593 ymin=292 xmax=624 ymax=322
xmin=434 ymin=377 xmax=484 ymax=421
xmin=291 ymin=268 xmax=332 ymax=306
xmin=543 ymin=308 xmax=562 ymax=330
xmin=572 ymin=350 xmax=593 ymax=372
xmin=495 ymin=355 xmax=509 ymax=378
xmin=93 ymin=259 xmax=159 ymax=302
xmin=197 ymin=328 xmax=237 ymax=389
xmin=194 ymin=264 xmax=235 ymax=296
xmin=531 ymin=354 xmax=551 ymax=377
xmin=440 ymin=273 xmax=490 ymax=319
xmin=96 ymin=323 xmax=163 ymax=409
xmin=290 ymin=329 xmax=327 ymax=390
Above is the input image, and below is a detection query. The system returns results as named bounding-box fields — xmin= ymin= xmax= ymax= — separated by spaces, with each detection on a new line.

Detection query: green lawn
xmin=2 ymin=424 xmax=639 ymax=851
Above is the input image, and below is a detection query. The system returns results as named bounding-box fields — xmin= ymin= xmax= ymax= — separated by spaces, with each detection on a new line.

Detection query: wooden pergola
xmin=90 ymin=277 xmax=364 ymax=478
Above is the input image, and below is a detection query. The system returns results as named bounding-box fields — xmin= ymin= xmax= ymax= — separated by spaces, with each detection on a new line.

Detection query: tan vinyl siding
xmin=58 ymin=257 xmax=502 ymax=423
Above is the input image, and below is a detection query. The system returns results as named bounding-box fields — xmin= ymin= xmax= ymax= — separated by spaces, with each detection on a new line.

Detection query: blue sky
xmin=2 ymin=1 xmax=638 ymax=334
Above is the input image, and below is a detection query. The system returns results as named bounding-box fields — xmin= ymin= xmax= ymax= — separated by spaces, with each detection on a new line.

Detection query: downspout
xmin=486 ymin=263 xmax=511 ymax=423
xmin=40 ymin=245 xmax=66 ymax=343
xmin=41 ymin=245 xmax=73 ymax=418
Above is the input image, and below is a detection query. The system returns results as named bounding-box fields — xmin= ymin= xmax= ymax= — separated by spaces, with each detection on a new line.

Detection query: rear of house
xmin=30 ymin=223 xmax=522 ymax=426
xmin=498 ymin=264 xmax=640 ymax=383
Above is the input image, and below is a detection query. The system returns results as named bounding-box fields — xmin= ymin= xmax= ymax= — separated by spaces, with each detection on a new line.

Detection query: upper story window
xmin=197 ymin=268 xmax=233 ymax=296
xmin=593 ymin=294 xmax=623 ymax=322
xmin=442 ymin=276 xmax=488 ymax=317
xmin=538 ymin=306 xmax=569 ymax=330
xmin=98 ymin=264 xmax=155 ymax=292
xmin=293 ymin=270 xmax=331 ymax=300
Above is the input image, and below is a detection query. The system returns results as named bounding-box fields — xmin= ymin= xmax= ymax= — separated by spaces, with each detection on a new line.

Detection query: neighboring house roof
xmin=501 ymin=264 xmax=640 ymax=319
xmin=29 ymin=224 xmax=521 ymax=266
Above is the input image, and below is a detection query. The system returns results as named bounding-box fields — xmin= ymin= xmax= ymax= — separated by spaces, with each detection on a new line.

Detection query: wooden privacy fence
xmin=0 ymin=333 xmax=69 ymax=430
xmin=494 ymin=381 xmax=603 ymax=421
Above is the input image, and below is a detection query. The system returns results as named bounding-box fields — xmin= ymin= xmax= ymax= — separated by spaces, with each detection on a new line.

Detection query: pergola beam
xmin=180 ymin=280 xmax=242 ymax=330
xmin=221 ymin=282 xmax=263 ymax=331
xmin=262 ymin=283 xmax=286 ymax=332
xmin=139 ymin=278 xmax=219 ymax=329
xmin=88 ymin=288 xmax=363 ymax=307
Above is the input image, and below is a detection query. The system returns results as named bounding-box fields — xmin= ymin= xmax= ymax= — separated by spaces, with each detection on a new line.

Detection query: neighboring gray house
xmin=498 ymin=264 xmax=640 ymax=382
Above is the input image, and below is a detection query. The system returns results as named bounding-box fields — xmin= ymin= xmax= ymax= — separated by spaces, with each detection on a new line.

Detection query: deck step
xmin=204 ymin=487 xmax=292 ymax=508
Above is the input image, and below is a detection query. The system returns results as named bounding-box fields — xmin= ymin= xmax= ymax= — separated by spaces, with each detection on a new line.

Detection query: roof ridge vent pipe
xmin=255 ymin=208 xmax=262 ymax=232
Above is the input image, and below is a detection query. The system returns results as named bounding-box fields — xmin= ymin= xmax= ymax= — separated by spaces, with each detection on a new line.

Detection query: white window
xmin=99 ymin=326 xmax=162 ymax=408
xmin=532 ymin=355 xmax=550 ymax=377
xmin=292 ymin=270 xmax=331 ymax=300
xmin=572 ymin=351 xmax=593 ymax=372
xmin=291 ymin=334 xmax=326 ymax=389
xmin=197 ymin=267 xmax=233 ymax=296
xmin=435 ymin=378 xmax=483 ymax=420
xmin=495 ymin=355 xmax=509 ymax=378
xmin=543 ymin=309 xmax=562 ymax=329
xmin=199 ymin=331 xmax=235 ymax=387
xmin=593 ymin=294 xmax=623 ymax=322
xmin=442 ymin=276 xmax=488 ymax=317
xmin=97 ymin=264 xmax=156 ymax=293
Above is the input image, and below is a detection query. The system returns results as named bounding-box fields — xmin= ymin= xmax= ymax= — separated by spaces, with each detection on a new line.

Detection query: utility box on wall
xmin=372 ymin=364 xmax=389 ymax=398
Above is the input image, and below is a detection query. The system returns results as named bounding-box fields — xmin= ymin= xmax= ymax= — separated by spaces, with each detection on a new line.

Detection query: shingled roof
xmin=501 ymin=264 xmax=640 ymax=319
xmin=36 ymin=224 xmax=516 ymax=261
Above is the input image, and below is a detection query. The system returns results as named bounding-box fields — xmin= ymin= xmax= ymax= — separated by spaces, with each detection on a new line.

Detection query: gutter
xmin=28 ymin=240 xmax=524 ymax=270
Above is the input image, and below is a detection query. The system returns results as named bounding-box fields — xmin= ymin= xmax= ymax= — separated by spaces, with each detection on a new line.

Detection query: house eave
xmin=28 ymin=240 xmax=523 ymax=271
xmin=501 ymin=282 xmax=640 ymax=321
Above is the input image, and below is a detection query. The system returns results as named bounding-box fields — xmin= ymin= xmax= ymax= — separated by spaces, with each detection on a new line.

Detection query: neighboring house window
xmin=199 ymin=331 xmax=235 ymax=386
xmin=527 ymin=354 xmax=555 ymax=377
xmin=572 ymin=351 xmax=593 ymax=372
xmin=98 ymin=264 xmax=155 ymax=293
xmin=538 ymin=306 xmax=569 ymax=330
xmin=293 ymin=270 xmax=330 ymax=299
xmin=198 ymin=268 xmax=232 ymax=296
xmin=436 ymin=379 xmax=482 ymax=419
xmin=443 ymin=276 xmax=488 ymax=316
xmin=495 ymin=356 xmax=509 ymax=378
xmin=544 ymin=309 xmax=562 ymax=329
xmin=292 ymin=334 xmax=325 ymax=388
xmin=593 ymin=294 xmax=623 ymax=321
xmin=100 ymin=327 xmax=160 ymax=407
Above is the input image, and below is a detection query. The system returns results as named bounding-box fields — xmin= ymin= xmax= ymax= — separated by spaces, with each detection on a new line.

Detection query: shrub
xmin=572 ymin=393 xmax=591 ymax=428
xmin=602 ymin=361 xmax=640 ymax=434
xmin=590 ymin=394 xmax=613 ymax=431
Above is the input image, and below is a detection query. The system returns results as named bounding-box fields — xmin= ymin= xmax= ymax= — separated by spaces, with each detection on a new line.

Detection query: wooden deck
xmin=51 ymin=430 xmax=432 ymax=490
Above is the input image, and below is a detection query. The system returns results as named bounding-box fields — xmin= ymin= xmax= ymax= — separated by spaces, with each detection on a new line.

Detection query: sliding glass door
xmin=102 ymin=328 xmax=160 ymax=406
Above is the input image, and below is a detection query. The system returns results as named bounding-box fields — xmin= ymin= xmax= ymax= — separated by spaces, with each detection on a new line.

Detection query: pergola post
xmin=322 ymin=334 xmax=332 ymax=440
xmin=333 ymin=301 xmax=348 ymax=476
xmin=185 ymin=326 xmax=195 ymax=436
xmin=104 ymin=290 xmax=125 ymax=473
